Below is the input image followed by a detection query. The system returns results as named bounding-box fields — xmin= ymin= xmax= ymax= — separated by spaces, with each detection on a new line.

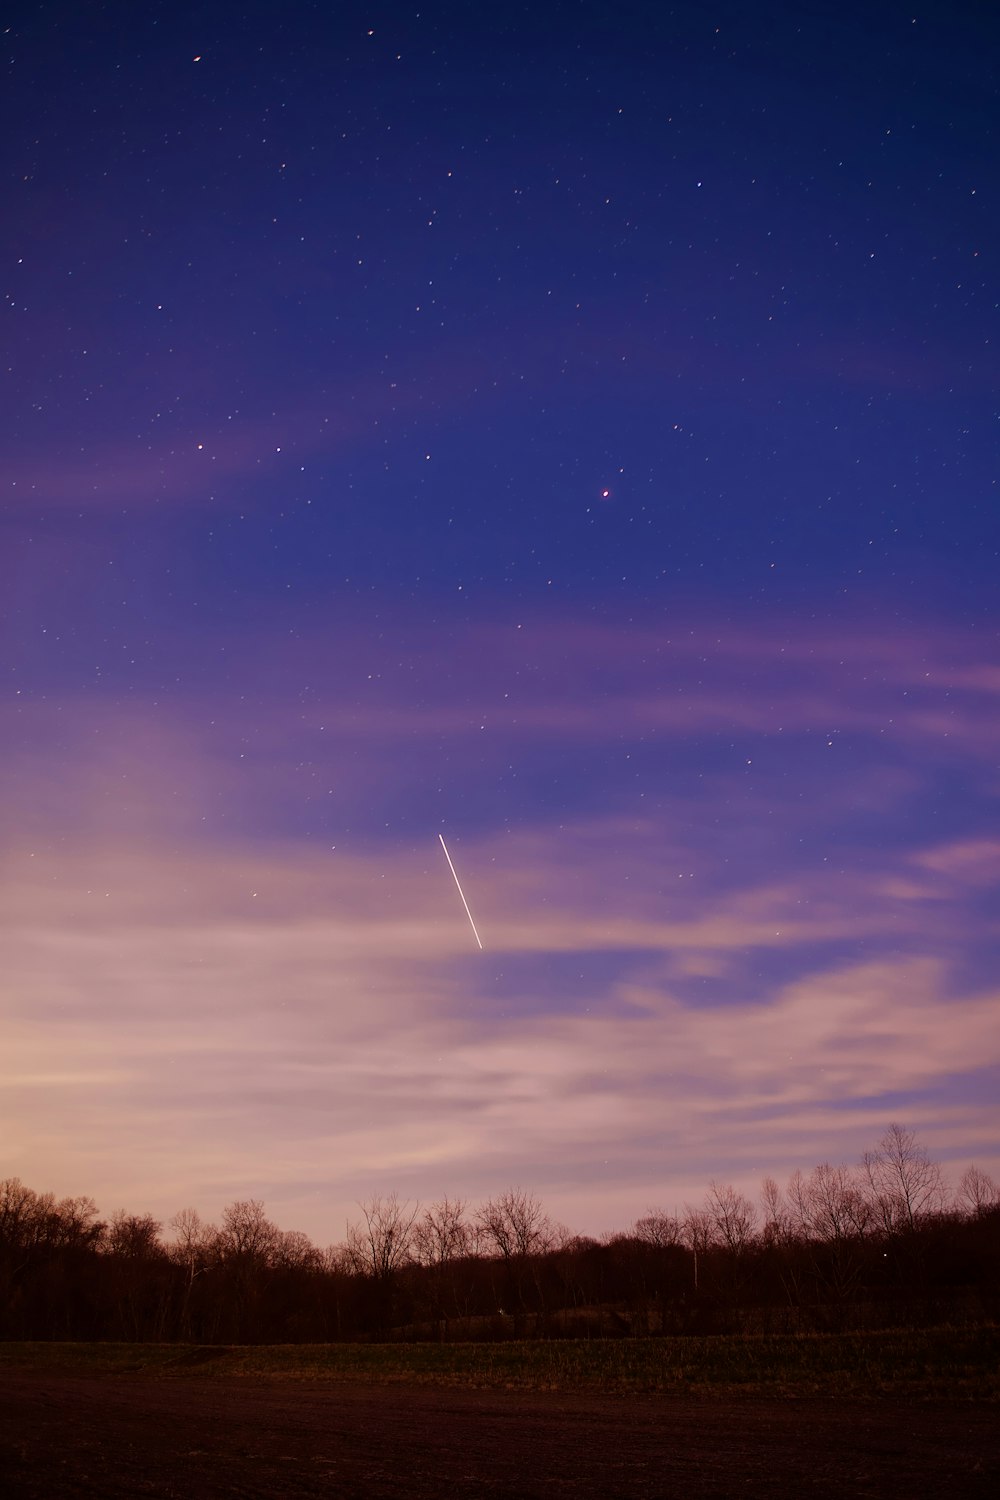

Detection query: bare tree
xmin=272 ymin=1229 xmax=323 ymax=1271
xmin=475 ymin=1188 xmax=553 ymax=1263
xmin=345 ymin=1194 xmax=419 ymax=1281
xmin=413 ymin=1197 xmax=471 ymax=1268
xmin=105 ymin=1211 xmax=163 ymax=1259
xmin=323 ymin=1241 xmax=356 ymax=1276
xmin=168 ymin=1207 xmax=216 ymax=1270
xmin=758 ymin=1174 xmax=814 ymax=1311
xmin=705 ymin=1181 xmax=758 ymax=1254
xmin=343 ymin=1194 xmax=420 ymax=1337
xmin=957 ymin=1164 xmax=999 ymax=1219
xmin=633 ymin=1209 xmax=682 ymax=1248
xmin=46 ymin=1195 xmax=104 ymax=1250
xmin=218 ymin=1199 xmax=279 ymax=1264
xmin=790 ymin=1163 xmax=872 ymax=1243
xmin=0 ymin=1178 xmax=48 ymax=1268
xmin=862 ymin=1124 xmax=946 ymax=1233
xmin=760 ymin=1176 xmax=793 ymax=1246
xmin=625 ymin=1210 xmax=685 ymax=1331
xmin=168 ymin=1207 xmax=217 ymax=1339
xmin=212 ymin=1200 xmax=281 ymax=1340
xmin=475 ymin=1189 xmax=554 ymax=1320
xmin=784 ymin=1163 xmax=872 ymax=1306
xmin=681 ymin=1206 xmax=715 ymax=1254
xmin=100 ymin=1211 xmax=166 ymax=1339
xmin=680 ymin=1207 xmax=714 ymax=1293
xmin=412 ymin=1198 xmax=473 ymax=1332
xmin=0 ymin=1178 xmax=39 ymax=1245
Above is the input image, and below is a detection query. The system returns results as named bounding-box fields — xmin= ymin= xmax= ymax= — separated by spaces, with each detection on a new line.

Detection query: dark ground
xmin=1 ymin=1372 xmax=997 ymax=1499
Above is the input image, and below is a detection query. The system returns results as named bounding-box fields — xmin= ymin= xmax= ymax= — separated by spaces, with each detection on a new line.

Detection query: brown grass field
xmin=2 ymin=1329 xmax=998 ymax=1497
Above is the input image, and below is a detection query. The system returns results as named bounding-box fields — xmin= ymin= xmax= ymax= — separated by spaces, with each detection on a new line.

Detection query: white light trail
xmin=438 ymin=833 xmax=484 ymax=950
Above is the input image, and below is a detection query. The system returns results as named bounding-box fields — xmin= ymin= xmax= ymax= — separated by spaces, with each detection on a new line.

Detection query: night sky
xmin=4 ymin=0 xmax=998 ymax=1242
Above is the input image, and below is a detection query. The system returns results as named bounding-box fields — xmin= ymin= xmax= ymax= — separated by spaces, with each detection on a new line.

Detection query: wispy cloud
xmin=3 ymin=805 xmax=997 ymax=1235
xmin=3 ymin=603 xmax=997 ymax=1236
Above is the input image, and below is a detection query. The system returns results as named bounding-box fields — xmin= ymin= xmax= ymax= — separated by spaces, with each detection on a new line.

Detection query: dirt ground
xmin=1 ymin=1371 xmax=997 ymax=1499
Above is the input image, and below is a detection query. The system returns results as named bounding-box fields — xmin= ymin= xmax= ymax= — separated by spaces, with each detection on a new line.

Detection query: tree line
xmin=1 ymin=1126 xmax=997 ymax=1343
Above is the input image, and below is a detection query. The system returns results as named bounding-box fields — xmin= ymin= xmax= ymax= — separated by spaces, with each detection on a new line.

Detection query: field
xmin=4 ymin=1325 xmax=1000 ymax=1397
xmin=3 ymin=1330 xmax=999 ymax=1498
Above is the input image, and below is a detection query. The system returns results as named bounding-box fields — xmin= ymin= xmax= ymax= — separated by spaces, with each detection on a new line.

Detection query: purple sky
xmin=3 ymin=0 xmax=998 ymax=1243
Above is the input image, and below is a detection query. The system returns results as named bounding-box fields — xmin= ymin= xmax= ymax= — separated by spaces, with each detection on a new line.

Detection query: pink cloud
xmin=3 ymin=602 xmax=997 ymax=1238
xmin=912 ymin=838 xmax=1000 ymax=884
xmin=3 ymin=804 xmax=998 ymax=1240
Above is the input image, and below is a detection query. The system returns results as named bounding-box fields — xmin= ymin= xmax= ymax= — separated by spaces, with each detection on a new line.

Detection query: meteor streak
xmin=438 ymin=833 xmax=484 ymax=950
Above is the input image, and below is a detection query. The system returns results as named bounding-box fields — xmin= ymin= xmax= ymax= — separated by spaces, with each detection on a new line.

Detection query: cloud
xmin=2 ymin=360 xmax=442 ymax=512
xmin=3 ymin=603 xmax=998 ymax=1237
xmin=3 ymin=802 xmax=998 ymax=1238
xmin=912 ymin=837 xmax=1000 ymax=884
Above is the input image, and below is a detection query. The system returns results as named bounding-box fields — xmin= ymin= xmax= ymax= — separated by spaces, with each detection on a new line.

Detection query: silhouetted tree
xmin=106 ymin=1211 xmax=163 ymax=1259
xmin=476 ymin=1189 xmax=554 ymax=1323
xmin=633 ymin=1209 xmax=682 ymax=1249
xmin=167 ymin=1206 xmax=217 ymax=1340
xmin=705 ymin=1182 xmax=757 ymax=1254
xmin=958 ymin=1164 xmax=999 ymax=1219
xmin=862 ymin=1124 xmax=946 ymax=1233
xmin=345 ymin=1194 xmax=419 ymax=1333
xmin=346 ymin=1194 xmax=419 ymax=1281
xmin=100 ymin=1212 xmax=168 ymax=1339
xmin=412 ymin=1198 xmax=474 ymax=1332
xmin=215 ymin=1200 xmax=280 ymax=1340
xmin=3 ymin=1127 xmax=998 ymax=1344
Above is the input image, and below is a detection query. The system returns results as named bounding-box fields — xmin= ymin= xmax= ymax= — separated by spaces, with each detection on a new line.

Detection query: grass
xmin=3 ymin=1326 xmax=998 ymax=1398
